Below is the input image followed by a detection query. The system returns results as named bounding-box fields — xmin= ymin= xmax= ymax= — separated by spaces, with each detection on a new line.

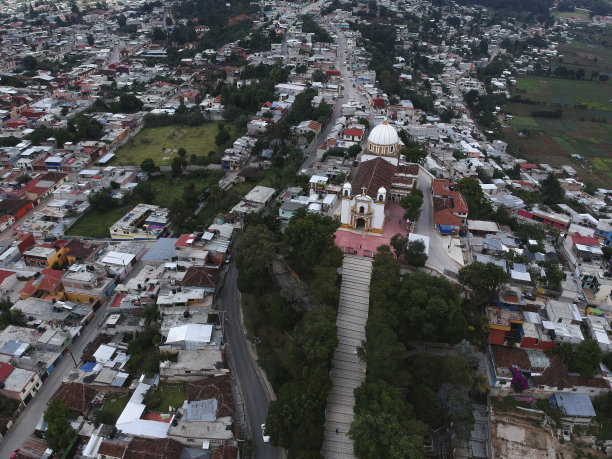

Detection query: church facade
xmin=340 ymin=121 xmax=419 ymax=234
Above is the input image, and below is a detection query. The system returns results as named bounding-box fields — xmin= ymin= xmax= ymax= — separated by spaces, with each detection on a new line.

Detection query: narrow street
xmin=414 ymin=167 xmax=462 ymax=274
xmin=218 ymin=261 xmax=282 ymax=459
xmin=0 ymin=301 xmax=110 ymax=458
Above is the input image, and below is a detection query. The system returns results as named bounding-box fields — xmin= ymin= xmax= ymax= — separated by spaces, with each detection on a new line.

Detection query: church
xmin=340 ymin=120 xmax=419 ymax=234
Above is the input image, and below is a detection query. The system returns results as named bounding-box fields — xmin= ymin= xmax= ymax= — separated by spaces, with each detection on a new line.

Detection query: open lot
xmin=492 ymin=399 xmax=606 ymax=459
xmin=112 ymin=122 xmax=236 ymax=166
xmin=505 ymin=76 xmax=612 ymax=186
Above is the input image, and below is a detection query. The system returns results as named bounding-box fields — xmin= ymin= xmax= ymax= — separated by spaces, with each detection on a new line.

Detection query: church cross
xmin=361 ymin=186 xmax=367 ymax=196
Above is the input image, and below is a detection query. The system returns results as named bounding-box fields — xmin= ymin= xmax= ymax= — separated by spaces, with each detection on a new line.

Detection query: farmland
xmin=503 ymin=76 xmax=612 ymax=186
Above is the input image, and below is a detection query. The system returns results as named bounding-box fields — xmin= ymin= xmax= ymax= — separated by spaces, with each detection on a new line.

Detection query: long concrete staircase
xmin=321 ymin=255 xmax=373 ymax=458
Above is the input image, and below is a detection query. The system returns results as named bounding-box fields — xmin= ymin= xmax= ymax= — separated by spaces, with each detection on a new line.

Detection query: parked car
xmin=261 ymin=424 xmax=270 ymax=443
xmin=524 ymin=292 xmax=536 ymax=301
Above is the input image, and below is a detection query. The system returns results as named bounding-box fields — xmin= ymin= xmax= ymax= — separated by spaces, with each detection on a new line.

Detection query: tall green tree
xmin=350 ymin=380 xmax=427 ymax=459
xmin=457 ymin=176 xmax=492 ymax=219
xmin=44 ymin=399 xmax=75 ymax=452
xmin=283 ymin=209 xmax=339 ymax=268
xmin=574 ymin=340 xmax=603 ymax=378
xmin=458 ymin=262 xmax=509 ymax=302
xmin=405 ymin=239 xmax=428 ymax=267
xmin=540 ymin=173 xmax=565 ymax=205
xmin=236 ymin=224 xmax=278 ymax=293
xmin=140 ymin=158 xmax=155 ymax=174
xmin=390 ymin=234 xmax=407 ymax=260
xmin=399 ymin=188 xmax=423 ymax=222
xmin=288 ymin=306 xmax=337 ymax=378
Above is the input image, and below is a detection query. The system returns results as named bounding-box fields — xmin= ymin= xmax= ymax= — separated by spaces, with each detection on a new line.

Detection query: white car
xmin=261 ymin=424 xmax=270 ymax=443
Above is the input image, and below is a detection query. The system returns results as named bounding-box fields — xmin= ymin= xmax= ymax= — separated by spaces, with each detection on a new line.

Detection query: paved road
xmin=218 ymin=261 xmax=281 ymax=459
xmin=414 ymin=168 xmax=462 ymax=274
xmin=302 ymin=26 xmax=370 ymax=171
xmin=0 ymin=300 xmax=110 ymax=457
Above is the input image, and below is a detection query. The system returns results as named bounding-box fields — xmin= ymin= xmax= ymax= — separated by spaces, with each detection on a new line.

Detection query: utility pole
xmin=67 ymin=346 xmax=78 ymax=367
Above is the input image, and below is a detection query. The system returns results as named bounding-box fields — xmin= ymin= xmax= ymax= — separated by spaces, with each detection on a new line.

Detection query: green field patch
xmin=535 ymin=118 xmax=578 ymax=132
xmin=552 ymin=9 xmax=590 ymax=20
xmin=586 ymin=109 xmax=612 ymax=119
xmin=143 ymin=382 xmax=186 ymax=412
xmin=575 ymin=98 xmax=612 ymax=111
xmin=511 ymin=116 xmax=539 ymax=130
xmin=548 ymin=95 xmax=576 ymax=107
xmin=590 ymin=157 xmax=609 ymax=171
xmin=516 ymin=78 xmax=541 ymax=94
xmin=113 ymin=122 xmax=236 ymax=166
xmin=66 ymin=204 xmax=133 ymax=238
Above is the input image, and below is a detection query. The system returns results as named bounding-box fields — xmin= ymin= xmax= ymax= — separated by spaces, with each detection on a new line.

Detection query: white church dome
xmin=368 ymin=120 xmax=399 ymax=146
xmin=377 ymin=186 xmax=386 ymax=194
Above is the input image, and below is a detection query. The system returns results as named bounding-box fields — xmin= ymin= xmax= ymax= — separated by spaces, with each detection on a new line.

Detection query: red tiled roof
xmin=434 ymin=208 xmax=463 ymax=227
xmin=98 ymin=439 xmax=130 ymax=457
xmin=344 ymin=129 xmax=363 ymax=137
xmin=351 ymin=157 xmax=396 ymax=199
xmin=51 ymin=382 xmax=98 ymax=414
xmin=0 ymin=270 xmax=15 ymax=285
xmin=174 ymin=233 xmax=195 ymax=247
xmin=124 ymin=437 xmax=183 ymax=459
xmin=181 ymin=267 xmax=219 ymax=289
xmin=20 ymin=269 xmax=64 ymax=297
xmin=186 ymin=375 xmax=234 ymax=418
xmin=211 ymin=443 xmax=238 ymax=459
xmin=487 ymin=329 xmax=506 ymax=345
xmin=572 ymin=233 xmax=600 ymax=247
xmin=308 ymin=120 xmax=322 ymax=132
xmin=533 ymin=355 xmax=610 ymax=390
xmin=431 ymin=179 xmax=468 ymax=215
xmin=396 ymin=164 xmax=419 ymax=176
xmin=520 ymin=163 xmax=538 ymax=169
xmin=0 ymin=361 xmax=14 ymax=382
xmin=491 ymin=345 xmax=539 ymax=371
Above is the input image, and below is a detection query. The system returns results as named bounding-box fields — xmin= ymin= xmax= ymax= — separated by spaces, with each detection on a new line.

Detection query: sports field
xmin=112 ymin=122 xmax=235 ymax=166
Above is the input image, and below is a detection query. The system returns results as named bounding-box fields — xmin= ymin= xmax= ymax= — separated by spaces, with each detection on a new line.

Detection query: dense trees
xmin=352 ymin=250 xmax=476 ymax=456
xmin=265 ymin=305 xmax=338 ymax=456
xmin=457 ymin=176 xmax=492 ymax=220
xmin=283 ymin=208 xmax=340 ymax=268
xmin=236 ymin=224 xmax=278 ymax=294
xmin=458 ymin=262 xmax=510 ymax=302
xmin=350 ymin=381 xmax=428 ymax=459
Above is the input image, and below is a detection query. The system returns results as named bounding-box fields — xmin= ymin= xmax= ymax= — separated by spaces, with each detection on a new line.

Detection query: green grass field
xmin=510 ymin=116 xmax=538 ymax=130
xmin=112 ymin=122 xmax=236 ymax=166
xmin=143 ymin=382 xmax=186 ymax=412
xmin=551 ymin=8 xmax=590 ymax=20
xmin=93 ymin=395 xmax=130 ymax=424
xmin=66 ymin=204 xmax=133 ymax=238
